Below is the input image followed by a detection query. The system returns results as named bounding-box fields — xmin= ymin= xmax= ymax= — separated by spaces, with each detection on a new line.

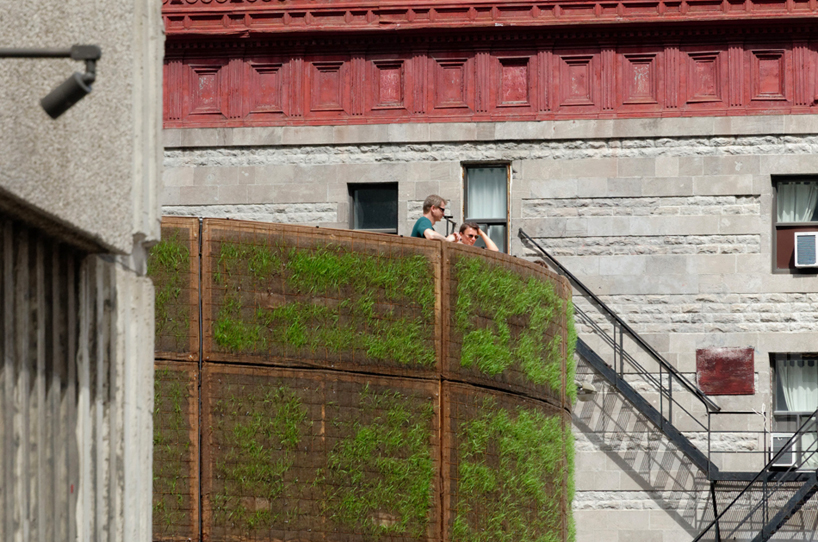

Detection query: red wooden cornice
xmin=163 ymin=24 xmax=818 ymax=129
xmin=163 ymin=0 xmax=818 ymax=37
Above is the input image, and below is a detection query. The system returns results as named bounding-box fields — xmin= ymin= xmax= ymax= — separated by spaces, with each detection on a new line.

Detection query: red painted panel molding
xmin=162 ymin=0 xmax=818 ymax=36
xmin=697 ymin=347 xmax=755 ymax=396
xmin=164 ymin=27 xmax=818 ymax=128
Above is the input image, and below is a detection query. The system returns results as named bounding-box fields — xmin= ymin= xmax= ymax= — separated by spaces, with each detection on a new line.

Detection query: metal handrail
xmin=693 ymin=408 xmax=818 ymax=542
xmin=573 ymin=303 xmax=709 ymax=433
xmin=519 ymin=228 xmax=720 ymax=413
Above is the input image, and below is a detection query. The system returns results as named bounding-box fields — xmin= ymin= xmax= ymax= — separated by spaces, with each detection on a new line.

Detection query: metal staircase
xmin=695 ymin=412 xmax=818 ymax=542
xmin=576 ymin=339 xmax=716 ymax=474
xmin=753 ymin=472 xmax=818 ymax=542
xmin=518 ymin=229 xmax=818 ymax=541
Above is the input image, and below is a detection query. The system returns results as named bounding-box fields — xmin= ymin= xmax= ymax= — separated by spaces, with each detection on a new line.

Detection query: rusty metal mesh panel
xmin=149 ymin=217 xmax=200 ymax=360
xmin=444 ymin=244 xmax=571 ymax=408
xmin=202 ymin=220 xmax=440 ymax=377
xmin=153 ymin=361 xmax=199 ymax=541
xmin=202 ymin=364 xmax=441 ymax=542
xmin=442 ymin=382 xmax=570 ymax=542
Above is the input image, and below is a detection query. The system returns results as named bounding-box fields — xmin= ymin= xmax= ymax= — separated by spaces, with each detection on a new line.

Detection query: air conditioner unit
xmin=794 ymin=232 xmax=818 ymax=268
xmin=771 ymin=433 xmax=796 ymax=468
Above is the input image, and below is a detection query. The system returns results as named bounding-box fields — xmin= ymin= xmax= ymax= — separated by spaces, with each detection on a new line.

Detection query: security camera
xmin=41 ymin=71 xmax=93 ymax=119
xmin=41 ymin=45 xmax=100 ymax=119
xmin=0 ymin=44 xmax=102 ymax=119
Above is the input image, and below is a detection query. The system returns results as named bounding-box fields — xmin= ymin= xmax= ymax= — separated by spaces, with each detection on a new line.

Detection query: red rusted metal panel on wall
xmin=696 ymin=347 xmax=755 ymax=396
xmin=163 ymin=25 xmax=818 ymax=128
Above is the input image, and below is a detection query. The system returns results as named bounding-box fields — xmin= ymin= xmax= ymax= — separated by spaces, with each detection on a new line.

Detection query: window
xmin=349 ymin=183 xmax=398 ymax=234
xmin=773 ymin=177 xmax=818 ymax=270
xmin=464 ymin=165 xmax=509 ymax=252
xmin=771 ymin=353 xmax=818 ymax=469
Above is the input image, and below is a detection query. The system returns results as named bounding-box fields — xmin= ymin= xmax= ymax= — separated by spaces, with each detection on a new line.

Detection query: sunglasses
xmin=465 ymin=234 xmax=478 ymax=240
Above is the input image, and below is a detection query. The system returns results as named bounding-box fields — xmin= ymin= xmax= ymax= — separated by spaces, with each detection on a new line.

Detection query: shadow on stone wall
xmin=573 ymin=356 xmax=713 ymax=537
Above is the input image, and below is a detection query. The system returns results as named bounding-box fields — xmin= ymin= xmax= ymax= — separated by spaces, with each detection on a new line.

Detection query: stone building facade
xmin=161 ymin=2 xmax=818 ymax=540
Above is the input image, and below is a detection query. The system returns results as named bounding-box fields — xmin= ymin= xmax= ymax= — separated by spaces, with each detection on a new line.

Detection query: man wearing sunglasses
xmin=458 ymin=222 xmax=499 ymax=252
xmin=411 ymin=194 xmax=460 ymax=242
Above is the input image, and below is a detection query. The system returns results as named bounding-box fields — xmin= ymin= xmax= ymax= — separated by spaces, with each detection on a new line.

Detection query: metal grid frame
xmin=443 ymin=243 xmax=571 ymax=410
xmin=152 ymin=217 xmax=201 ymax=361
xmin=153 ymin=360 xmax=200 ymax=542
xmin=151 ymin=218 xmax=576 ymax=542
xmin=441 ymin=381 xmax=570 ymax=542
xmin=202 ymin=219 xmax=442 ymax=379
xmin=201 ymin=364 xmax=441 ymax=542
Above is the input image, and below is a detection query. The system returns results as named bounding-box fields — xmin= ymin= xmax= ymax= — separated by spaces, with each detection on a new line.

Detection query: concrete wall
xmin=163 ymin=115 xmax=818 ymax=541
xmin=0 ymin=1 xmax=163 ymax=540
xmin=0 ymin=223 xmax=156 ymax=542
xmin=0 ymin=0 xmax=163 ymax=253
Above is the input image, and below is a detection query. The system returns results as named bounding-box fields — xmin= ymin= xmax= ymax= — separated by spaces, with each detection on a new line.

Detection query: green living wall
xmin=149 ymin=219 xmax=575 ymax=542
xmin=210 ymin=238 xmax=436 ymax=369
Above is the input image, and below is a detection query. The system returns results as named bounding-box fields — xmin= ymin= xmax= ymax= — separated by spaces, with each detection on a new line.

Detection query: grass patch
xmin=287 ymin=247 xmax=434 ymax=319
xmin=213 ymin=295 xmax=263 ymax=352
xmin=153 ymin=368 xmax=192 ymax=533
xmin=454 ymin=255 xmax=574 ymax=393
xmin=565 ymin=425 xmax=576 ymax=542
xmin=215 ymin=241 xmax=281 ymax=284
xmin=452 ymin=398 xmax=570 ymax=542
xmin=322 ymin=385 xmax=435 ymax=539
xmin=147 ymin=230 xmax=191 ymax=348
xmin=211 ymin=384 xmax=312 ymax=532
xmin=212 ymin=241 xmax=436 ymax=367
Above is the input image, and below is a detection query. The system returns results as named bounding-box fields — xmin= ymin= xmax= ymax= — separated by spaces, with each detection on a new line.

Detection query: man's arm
xmin=478 ymin=229 xmax=500 ymax=252
xmin=424 ymin=228 xmax=458 ymax=242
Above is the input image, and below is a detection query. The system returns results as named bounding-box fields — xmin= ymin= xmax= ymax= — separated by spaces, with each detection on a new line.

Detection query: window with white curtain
xmin=774 ymin=178 xmax=818 ymax=270
xmin=464 ymin=165 xmax=508 ymax=252
xmin=776 ymin=181 xmax=818 ymax=224
xmin=774 ymin=354 xmax=818 ymax=412
xmin=772 ymin=353 xmax=818 ymax=469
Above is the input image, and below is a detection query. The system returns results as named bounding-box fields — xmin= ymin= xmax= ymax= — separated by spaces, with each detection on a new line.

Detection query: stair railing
xmin=519 ymin=229 xmax=720 ymax=474
xmin=693 ymin=409 xmax=818 ymax=542
xmin=519 ymin=229 xmax=818 ymax=541
xmin=519 ymin=228 xmax=720 ymax=407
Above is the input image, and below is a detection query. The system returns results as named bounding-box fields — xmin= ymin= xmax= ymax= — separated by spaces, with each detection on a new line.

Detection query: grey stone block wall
xmin=164 ymin=116 xmax=818 ymax=541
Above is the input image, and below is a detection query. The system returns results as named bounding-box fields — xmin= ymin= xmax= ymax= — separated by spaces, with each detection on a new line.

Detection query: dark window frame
xmin=348 ymin=182 xmax=399 ymax=234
